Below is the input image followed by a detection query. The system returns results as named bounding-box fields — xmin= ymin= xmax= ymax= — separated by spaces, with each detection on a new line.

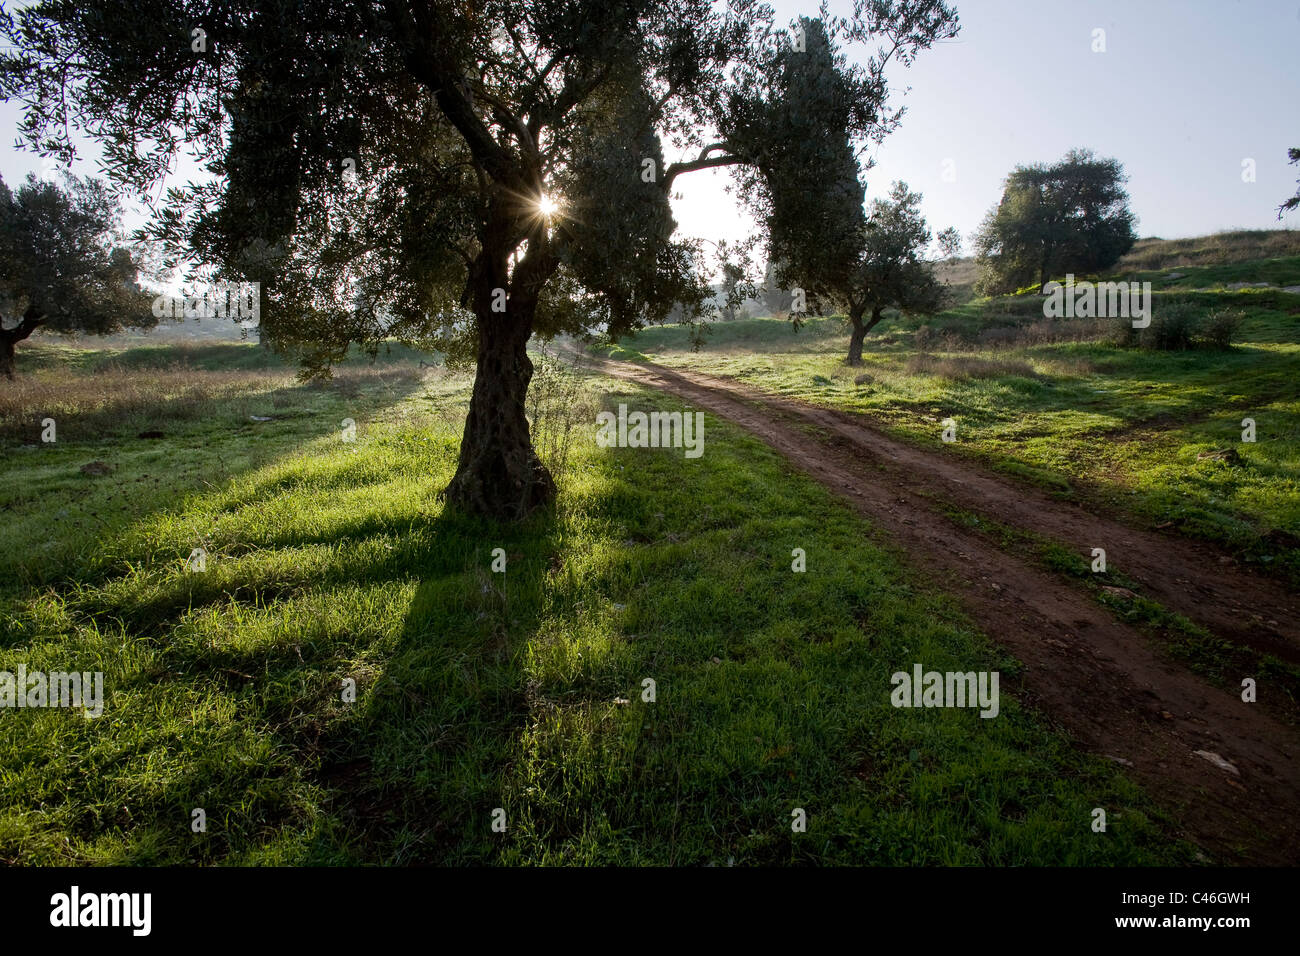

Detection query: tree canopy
xmin=2 ymin=0 xmax=958 ymax=517
xmin=973 ymin=148 xmax=1136 ymax=295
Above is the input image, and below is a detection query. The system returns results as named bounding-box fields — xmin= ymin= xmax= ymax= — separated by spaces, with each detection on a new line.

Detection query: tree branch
xmin=1 ymin=305 xmax=47 ymax=343
xmin=382 ymin=0 xmax=520 ymax=187
xmin=471 ymin=80 xmax=540 ymax=168
xmin=523 ymin=51 xmax=567 ymax=128
xmin=539 ymin=62 xmax=612 ymax=133
xmin=664 ymin=144 xmax=744 ymax=191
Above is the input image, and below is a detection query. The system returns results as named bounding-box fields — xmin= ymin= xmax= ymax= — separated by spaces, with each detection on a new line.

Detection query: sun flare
xmin=537 ymin=193 xmax=560 ymax=217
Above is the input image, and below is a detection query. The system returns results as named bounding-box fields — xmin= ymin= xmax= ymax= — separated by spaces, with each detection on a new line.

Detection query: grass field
xmin=0 ymin=341 xmax=1193 ymax=864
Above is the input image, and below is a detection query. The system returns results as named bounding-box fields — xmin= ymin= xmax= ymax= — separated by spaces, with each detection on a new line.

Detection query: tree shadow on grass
xmin=13 ymin=485 xmax=572 ymax=864
xmin=288 ymin=503 xmax=569 ymax=864
xmin=0 ymin=367 xmax=440 ymax=598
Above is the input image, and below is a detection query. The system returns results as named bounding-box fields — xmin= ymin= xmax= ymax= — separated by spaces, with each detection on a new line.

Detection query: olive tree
xmin=0 ymin=173 xmax=151 ymax=378
xmin=841 ymin=183 xmax=957 ymax=365
xmin=973 ymin=148 xmax=1136 ymax=295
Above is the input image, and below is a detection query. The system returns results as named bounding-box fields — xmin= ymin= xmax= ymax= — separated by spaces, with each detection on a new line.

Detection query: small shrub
xmin=937 ymin=330 xmax=969 ymax=352
xmin=976 ymin=326 xmax=1019 ymax=348
xmin=1137 ymin=303 xmax=1198 ymax=351
xmin=1106 ymin=310 xmax=1138 ymax=347
xmin=975 ymin=318 xmax=1110 ymax=348
xmin=1110 ymin=303 xmax=1246 ymax=351
xmin=1200 ymin=309 xmax=1244 ymax=349
xmin=528 ymin=344 xmax=597 ymax=488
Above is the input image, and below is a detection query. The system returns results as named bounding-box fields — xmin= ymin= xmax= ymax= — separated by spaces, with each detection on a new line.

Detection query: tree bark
xmin=0 ymin=307 xmax=44 ymax=380
xmin=847 ymin=307 xmax=867 ymax=366
xmin=443 ymin=308 xmax=555 ymax=519
xmin=442 ymin=212 xmax=557 ymax=521
xmin=846 ymin=305 xmax=883 ymax=366
xmin=0 ymin=334 xmax=16 ymax=380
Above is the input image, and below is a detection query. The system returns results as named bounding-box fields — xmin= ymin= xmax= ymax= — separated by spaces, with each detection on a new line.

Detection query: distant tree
xmin=741 ymin=29 xmax=960 ymax=365
xmin=973 ymin=149 xmax=1137 ymax=295
xmin=719 ymin=260 xmax=746 ymax=320
xmin=737 ymin=18 xmax=872 ymax=319
xmin=774 ymin=172 xmax=956 ymax=364
xmin=0 ymin=173 xmax=151 ymax=378
xmin=1280 ymin=147 xmax=1300 ymax=218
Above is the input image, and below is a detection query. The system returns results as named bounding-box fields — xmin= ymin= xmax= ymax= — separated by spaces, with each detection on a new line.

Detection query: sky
xmin=2 ymin=0 xmax=1297 ymax=266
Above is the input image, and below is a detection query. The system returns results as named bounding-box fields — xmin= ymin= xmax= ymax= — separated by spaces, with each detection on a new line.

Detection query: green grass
xmin=14 ymin=338 xmax=436 ymax=376
xmin=0 ymin=347 xmax=1192 ymax=865
xmin=1118 ymin=255 xmax=1300 ymax=291
xmin=1115 ymin=230 xmax=1300 ymax=272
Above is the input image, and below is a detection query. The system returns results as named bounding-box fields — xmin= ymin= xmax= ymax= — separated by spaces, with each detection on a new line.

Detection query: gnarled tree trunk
xmin=442 ymin=212 xmax=557 ymax=521
xmin=443 ymin=308 xmax=556 ymax=519
xmin=0 ymin=308 xmax=44 ymax=380
xmin=847 ymin=307 xmax=867 ymax=366
xmin=846 ymin=305 xmax=882 ymax=366
xmin=0 ymin=335 xmax=16 ymax=380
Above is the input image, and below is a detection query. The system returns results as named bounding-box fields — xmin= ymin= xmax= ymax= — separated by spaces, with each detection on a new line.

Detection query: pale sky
xmin=3 ymin=0 xmax=1297 ymax=270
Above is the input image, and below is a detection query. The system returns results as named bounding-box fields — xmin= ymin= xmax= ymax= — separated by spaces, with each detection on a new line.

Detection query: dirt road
xmin=584 ymin=351 xmax=1300 ymax=865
